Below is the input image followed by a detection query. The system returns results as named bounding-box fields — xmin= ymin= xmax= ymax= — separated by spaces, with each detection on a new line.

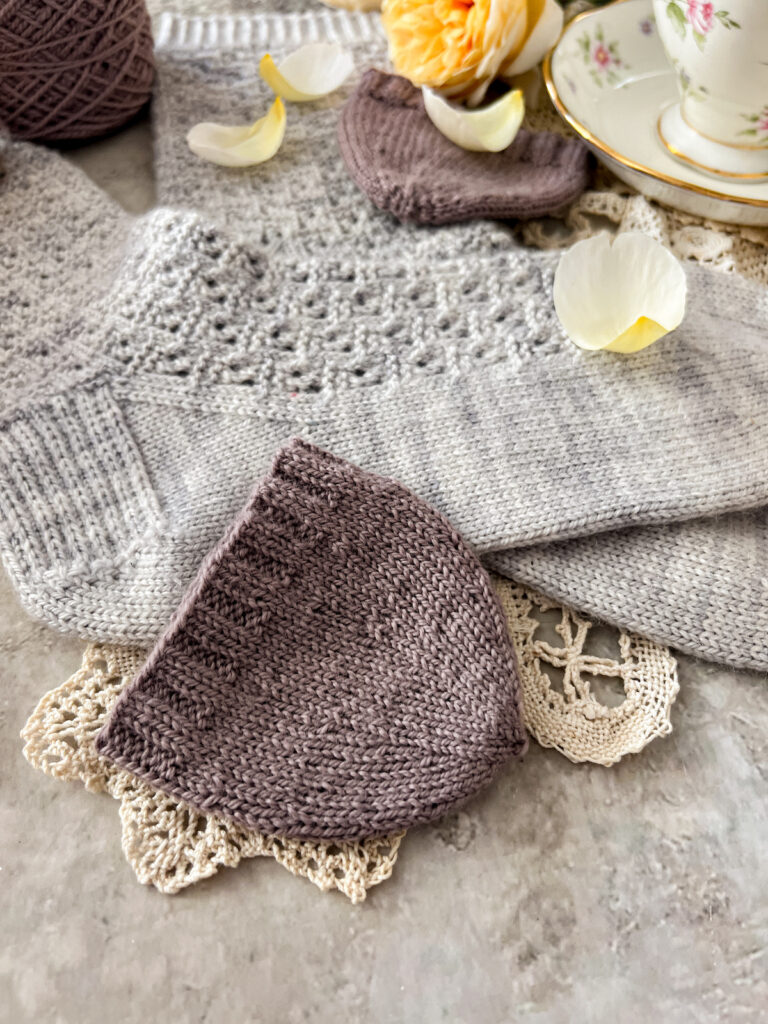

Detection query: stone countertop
xmin=2 ymin=73 xmax=768 ymax=1024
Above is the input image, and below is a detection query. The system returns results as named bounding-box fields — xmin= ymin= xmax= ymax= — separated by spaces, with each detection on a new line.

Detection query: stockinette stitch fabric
xmin=95 ymin=439 xmax=527 ymax=840
xmin=3 ymin=9 xmax=768 ymax=671
xmin=337 ymin=70 xmax=590 ymax=225
xmin=488 ymin=510 xmax=768 ymax=672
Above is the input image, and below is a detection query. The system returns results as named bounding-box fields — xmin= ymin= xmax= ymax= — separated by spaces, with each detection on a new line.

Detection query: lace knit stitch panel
xmin=21 ymin=644 xmax=402 ymax=900
xmin=105 ymin=208 xmax=567 ymax=396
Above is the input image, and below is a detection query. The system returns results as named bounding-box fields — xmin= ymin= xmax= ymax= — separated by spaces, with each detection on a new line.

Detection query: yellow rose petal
xmin=553 ymin=232 xmax=688 ymax=353
xmin=259 ymin=43 xmax=354 ymax=102
xmin=422 ymin=86 xmax=524 ymax=151
xmin=186 ymin=97 xmax=286 ymax=167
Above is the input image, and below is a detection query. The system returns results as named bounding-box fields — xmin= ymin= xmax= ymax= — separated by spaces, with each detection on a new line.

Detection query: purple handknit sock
xmin=96 ymin=439 xmax=527 ymax=841
xmin=337 ymin=69 xmax=590 ymax=225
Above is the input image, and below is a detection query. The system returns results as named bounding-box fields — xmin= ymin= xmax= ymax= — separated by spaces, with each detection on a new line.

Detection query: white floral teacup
xmin=653 ymin=0 xmax=768 ymax=179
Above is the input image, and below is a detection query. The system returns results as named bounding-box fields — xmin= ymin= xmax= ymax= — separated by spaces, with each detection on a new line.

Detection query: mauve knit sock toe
xmin=95 ymin=439 xmax=527 ymax=841
xmin=337 ymin=69 xmax=590 ymax=225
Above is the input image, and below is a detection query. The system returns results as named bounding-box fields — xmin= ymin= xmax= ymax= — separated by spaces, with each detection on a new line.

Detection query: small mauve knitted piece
xmin=337 ymin=69 xmax=590 ymax=225
xmin=95 ymin=439 xmax=527 ymax=841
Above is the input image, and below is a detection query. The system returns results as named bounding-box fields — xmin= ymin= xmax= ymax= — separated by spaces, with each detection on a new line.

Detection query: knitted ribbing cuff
xmin=0 ymin=384 xmax=167 ymax=636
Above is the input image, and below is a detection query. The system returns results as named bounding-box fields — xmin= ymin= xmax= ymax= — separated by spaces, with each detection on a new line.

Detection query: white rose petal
xmin=186 ymin=97 xmax=287 ymax=167
xmin=501 ymin=0 xmax=564 ymax=79
xmin=553 ymin=232 xmax=688 ymax=353
xmin=259 ymin=43 xmax=354 ymax=102
xmin=422 ymin=87 xmax=525 ymax=152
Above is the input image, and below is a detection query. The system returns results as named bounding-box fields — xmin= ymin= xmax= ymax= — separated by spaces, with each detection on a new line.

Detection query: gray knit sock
xmin=487 ymin=508 xmax=768 ymax=673
xmin=3 ymin=9 xmax=768 ymax=675
xmin=152 ymin=9 xmax=391 ymax=258
xmin=99 ymin=8 xmax=768 ymax=674
xmin=337 ymin=70 xmax=590 ymax=225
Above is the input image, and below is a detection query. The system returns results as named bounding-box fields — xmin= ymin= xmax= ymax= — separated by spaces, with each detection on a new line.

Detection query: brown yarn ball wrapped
xmin=0 ymin=0 xmax=155 ymax=142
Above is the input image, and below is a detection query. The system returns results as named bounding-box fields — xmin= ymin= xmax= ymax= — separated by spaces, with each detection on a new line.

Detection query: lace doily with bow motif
xmin=21 ymin=584 xmax=678 ymax=896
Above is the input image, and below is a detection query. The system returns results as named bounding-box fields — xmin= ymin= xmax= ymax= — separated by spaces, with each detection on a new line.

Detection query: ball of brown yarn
xmin=0 ymin=0 xmax=155 ymax=142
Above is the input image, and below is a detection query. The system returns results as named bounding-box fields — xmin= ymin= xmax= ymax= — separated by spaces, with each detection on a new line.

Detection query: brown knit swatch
xmin=95 ymin=439 xmax=526 ymax=841
xmin=337 ymin=69 xmax=590 ymax=225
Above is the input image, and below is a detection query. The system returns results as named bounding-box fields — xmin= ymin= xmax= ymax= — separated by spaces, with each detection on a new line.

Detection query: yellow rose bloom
xmin=382 ymin=0 xmax=559 ymax=104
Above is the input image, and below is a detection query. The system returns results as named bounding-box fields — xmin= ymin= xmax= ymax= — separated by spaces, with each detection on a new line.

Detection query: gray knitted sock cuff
xmin=0 ymin=384 xmax=164 ymax=632
xmin=338 ymin=70 xmax=591 ymax=225
xmin=96 ymin=438 xmax=527 ymax=841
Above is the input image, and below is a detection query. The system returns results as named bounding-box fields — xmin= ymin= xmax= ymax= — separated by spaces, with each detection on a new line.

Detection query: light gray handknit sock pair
xmin=149 ymin=9 xmax=768 ymax=672
xmin=2 ymin=8 xmax=768 ymax=673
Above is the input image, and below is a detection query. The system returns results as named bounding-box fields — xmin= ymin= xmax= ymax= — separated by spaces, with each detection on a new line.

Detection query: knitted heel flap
xmin=95 ymin=439 xmax=527 ymax=841
xmin=337 ymin=69 xmax=590 ymax=225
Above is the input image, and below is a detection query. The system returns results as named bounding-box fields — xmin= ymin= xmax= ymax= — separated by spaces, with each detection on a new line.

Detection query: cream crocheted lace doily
xmin=21 ymin=584 xmax=678 ymax=896
xmin=520 ymin=161 xmax=768 ymax=289
xmin=494 ymin=579 xmax=679 ymax=765
xmin=21 ymin=644 xmax=403 ymax=901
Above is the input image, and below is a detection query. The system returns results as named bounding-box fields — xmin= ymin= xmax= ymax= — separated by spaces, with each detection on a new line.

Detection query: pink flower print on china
xmin=593 ymin=42 xmax=612 ymax=68
xmin=578 ymin=26 xmax=627 ymax=87
xmin=686 ymin=0 xmax=715 ymax=35
xmin=662 ymin=0 xmax=739 ymax=49
xmin=739 ymin=105 xmax=768 ymax=141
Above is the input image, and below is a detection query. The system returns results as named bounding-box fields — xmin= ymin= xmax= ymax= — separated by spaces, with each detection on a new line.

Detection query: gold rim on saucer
xmin=679 ymin=106 xmax=768 ymax=153
xmin=542 ymin=0 xmax=768 ymax=212
xmin=657 ymin=112 xmax=768 ymax=182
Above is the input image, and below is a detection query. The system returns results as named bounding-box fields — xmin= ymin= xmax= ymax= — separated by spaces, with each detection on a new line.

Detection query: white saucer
xmin=543 ymin=0 xmax=768 ymax=226
xmin=657 ymin=105 xmax=768 ymax=182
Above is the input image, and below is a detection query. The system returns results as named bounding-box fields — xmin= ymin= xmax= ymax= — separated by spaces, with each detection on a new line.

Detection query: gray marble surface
xmin=2 ymin=35 xmax=768 ymax=1024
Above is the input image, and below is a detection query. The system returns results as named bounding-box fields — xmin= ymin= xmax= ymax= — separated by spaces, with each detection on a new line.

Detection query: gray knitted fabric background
xmin=1 ymin=9 xmax=768 ymax=670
